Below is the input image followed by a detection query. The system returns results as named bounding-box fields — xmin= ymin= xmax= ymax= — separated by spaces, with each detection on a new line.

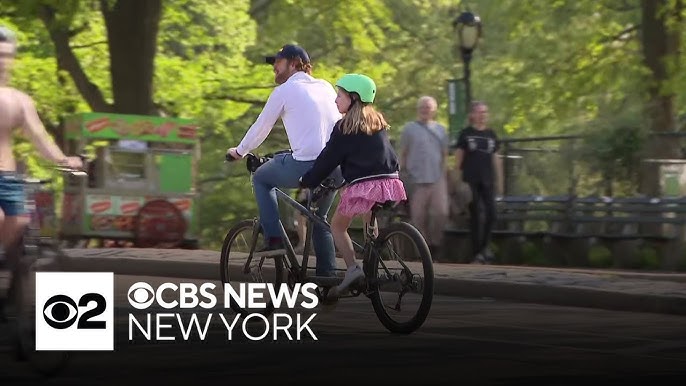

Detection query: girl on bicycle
xmin=300 ymin=73 xmax=406 ymax=292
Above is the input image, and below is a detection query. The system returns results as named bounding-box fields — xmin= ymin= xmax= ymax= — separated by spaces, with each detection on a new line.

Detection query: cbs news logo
xmin=36 ymin=272 xmax=114 ymax=351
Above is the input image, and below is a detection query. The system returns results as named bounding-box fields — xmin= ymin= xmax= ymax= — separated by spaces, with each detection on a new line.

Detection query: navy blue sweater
xmin=301 ymin=121 xmax=400 ymax=188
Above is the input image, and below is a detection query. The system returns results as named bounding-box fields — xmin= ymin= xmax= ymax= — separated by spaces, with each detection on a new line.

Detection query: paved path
xmin=1 ymin=274 xmax=684 ymax=385
xmin=42 ymin=248 xmax=686 ymax=315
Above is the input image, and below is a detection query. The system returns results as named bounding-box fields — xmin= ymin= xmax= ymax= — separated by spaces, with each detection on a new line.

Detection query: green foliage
xmin=639 ymin=246 xmax=660 ymax=269
xmin=475 ymin=0 xmax=646 ymax=136
xmin=576 ymin=107 xmax=649 ymax=195
xmin=3 ymin=0 xmax=686 ymax=249
xmin=588 ymin=245 xmax=613 ymax=268
xmin=521 ymin=241 xmax=547 ymax=265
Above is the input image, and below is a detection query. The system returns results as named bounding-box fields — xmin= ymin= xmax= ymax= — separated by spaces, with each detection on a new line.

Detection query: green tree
xmin=2 ymin=0 xmax=268 ymax=248
xmin=4 ymin=0 xmax=686 ymax=248
xmin=639 ymin=0 xmax=683 ymax=195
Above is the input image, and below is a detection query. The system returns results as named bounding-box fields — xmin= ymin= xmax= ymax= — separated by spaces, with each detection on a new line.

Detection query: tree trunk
xmin=249 ymin=0 xmax=274 ymax=20
xmin=39 ymin=6 xmax=112 ymax=113
xmin=101 ymin=0 xmax=162 ymax=115
xmin=639 ymin=0 xmax=683 ymax=196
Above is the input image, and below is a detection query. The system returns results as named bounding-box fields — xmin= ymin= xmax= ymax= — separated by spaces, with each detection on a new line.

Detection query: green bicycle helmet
xmin=336 ymin=73 xmax=377 ymax=103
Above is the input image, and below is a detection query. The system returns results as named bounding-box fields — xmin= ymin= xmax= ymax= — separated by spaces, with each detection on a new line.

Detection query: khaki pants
xmin=409 ymin=176 xmax=449 ymax=247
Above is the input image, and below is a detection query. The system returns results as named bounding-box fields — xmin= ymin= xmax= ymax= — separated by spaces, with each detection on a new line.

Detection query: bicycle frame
xmin=4 ymin=179 xmax=49 ymax=286
xmin=23 ymin=180 xmax=48 ymax=254
xmin=226 ymin=152 xmax=433 ymax=333
xmin=0 ymin=176 xmax=73 ymax=376
xmin=233 ymin=152 xmax=389 ymax=289
xmin=246 ymin=186 xmax=378 ymax=287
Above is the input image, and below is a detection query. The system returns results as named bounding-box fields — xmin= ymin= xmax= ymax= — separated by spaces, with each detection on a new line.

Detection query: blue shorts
xmin=0 ymin=172 xmax=26 ymax=216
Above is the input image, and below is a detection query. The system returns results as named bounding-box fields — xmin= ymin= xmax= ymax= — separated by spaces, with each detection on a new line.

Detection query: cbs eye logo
xmin=35 ymin=272 xmax=114 ymax=351
xmin=127 ymin=282 xmax=155 ymax=310
xmin=43 ymin=293 xmax=107 ymax=330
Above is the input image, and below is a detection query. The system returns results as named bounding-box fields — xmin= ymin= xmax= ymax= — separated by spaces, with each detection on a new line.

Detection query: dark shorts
xmin=0 ymin=172 xmax=26 ymax=216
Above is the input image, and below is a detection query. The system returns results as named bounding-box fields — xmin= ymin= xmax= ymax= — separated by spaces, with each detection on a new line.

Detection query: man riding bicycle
xmin=226 ymin=44 xmax=342 ymax=277
xmin=0 ymin=26 xmax=82 ymax=278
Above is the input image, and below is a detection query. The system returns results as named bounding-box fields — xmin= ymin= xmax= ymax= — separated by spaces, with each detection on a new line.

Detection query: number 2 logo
xmin=43 ymin=293 xmax=107 ymax=330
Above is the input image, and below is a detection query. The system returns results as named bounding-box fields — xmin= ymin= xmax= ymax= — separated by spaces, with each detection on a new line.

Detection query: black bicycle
xmin=1 ymin=166 xmax=86 ymax=376
xmin=220 ymin=151 xmax=434 ymax=334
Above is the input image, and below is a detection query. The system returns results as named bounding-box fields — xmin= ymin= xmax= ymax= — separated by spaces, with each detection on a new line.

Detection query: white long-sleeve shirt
xmin=236 ymin=72 xmax=341 ymax=161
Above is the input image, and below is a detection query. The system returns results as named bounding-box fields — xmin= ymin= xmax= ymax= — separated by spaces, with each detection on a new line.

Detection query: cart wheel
xmin=133 ymin=199 xmax=187 ymax=248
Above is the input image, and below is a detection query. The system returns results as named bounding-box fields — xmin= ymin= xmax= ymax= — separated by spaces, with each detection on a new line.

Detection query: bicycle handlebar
xmin=225 ymin=152 xmax=241 ymax=163
xmin=55 ymin=167 xmax=88 ymax=176
xmin=17 ymin=154 xmax=90 ymax=184
xmin=309 ymin=177 xmax=345 ymax=203
xmin=57 ymin=154 xmax=90 ymax=176
xmin=224 ymin=150 xmax=344 ymax=204
xmin=20 ymin=165 xmax=87 ymax=186
xmin=224 ymin=151 xmax=287 ymax=173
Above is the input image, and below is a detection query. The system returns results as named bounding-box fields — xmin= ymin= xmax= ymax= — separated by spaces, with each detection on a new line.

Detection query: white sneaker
xmin=337 ymin=264 xmax=365 ymax=292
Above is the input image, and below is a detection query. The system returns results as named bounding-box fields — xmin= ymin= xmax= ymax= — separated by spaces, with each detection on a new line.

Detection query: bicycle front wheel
xmin=220 ymin=219 xmax=284 ymax=316
xmin=10 ymin=245 xmax=70 ymax=376
xmin=368 ymin=222 xmax=434 ymax=334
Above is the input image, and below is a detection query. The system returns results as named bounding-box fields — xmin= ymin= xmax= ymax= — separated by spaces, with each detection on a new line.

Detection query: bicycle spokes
xmin=220 ymin=219 xmax=284 ymax=316
xmin=386 ymin=271 xmax=427 ymax=312
xmin=368 ymin=222 xmax=433 ymax=334
xmin=371 ymin=227 xmax=431 ymax=325
xmin=249 ymin=257 xmax=266 ymax=282
xmin=388 ymin=286 xmax=408 ymax=312
xmin=375 ymin=248 xmax=420 ymax=294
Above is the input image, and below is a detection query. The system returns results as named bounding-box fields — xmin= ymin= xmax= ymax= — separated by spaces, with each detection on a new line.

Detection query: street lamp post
xmin=452 ymin=11 xmax=482 ymax=113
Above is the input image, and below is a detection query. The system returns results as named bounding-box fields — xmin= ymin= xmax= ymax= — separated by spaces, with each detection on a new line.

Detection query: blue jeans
xmin=252 ymin=153 xmax=341 ymax=277
xmin=0 ymin=173 xmax=26 ymax=216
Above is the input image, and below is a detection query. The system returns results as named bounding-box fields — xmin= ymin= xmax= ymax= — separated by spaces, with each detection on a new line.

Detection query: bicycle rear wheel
xmin=220 ymin=219 xmax=284 ymax=316
xmin=10 ymin=244 xmax=70 ymax=376
xmin=368 ymin=222 xmax=434 ymax=334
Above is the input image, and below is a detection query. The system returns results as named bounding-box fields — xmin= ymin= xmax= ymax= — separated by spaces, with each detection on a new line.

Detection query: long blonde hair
xmin=339 ymin=97 xmax=389 ymax=135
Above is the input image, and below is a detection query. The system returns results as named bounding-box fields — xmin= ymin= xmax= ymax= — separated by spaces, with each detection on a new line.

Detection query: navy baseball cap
xmin=265 ymin=44 xmax=310 ymax=65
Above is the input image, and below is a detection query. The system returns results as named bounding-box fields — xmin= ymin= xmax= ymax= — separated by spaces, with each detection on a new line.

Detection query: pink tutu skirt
xmin=337 ymin=178 xmax=407 ymax=217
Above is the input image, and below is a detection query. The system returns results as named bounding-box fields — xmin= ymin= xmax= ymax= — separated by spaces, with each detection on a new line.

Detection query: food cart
xmin=59 ymin=112 xmax=200 ymax=249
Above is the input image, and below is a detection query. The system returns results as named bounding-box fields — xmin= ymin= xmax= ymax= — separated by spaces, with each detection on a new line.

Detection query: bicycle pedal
xmin=349 ymin=287 xmax=363 ymax=297
xmin=363 ymin=288 xmax=377 ymax=298
xmin=318 ymin=291 xmax=339 ymax=312
xmin=323 ymin=286 xmax=338 ymax=299
xmin=350 ymin=278 xmax=365 ymax=289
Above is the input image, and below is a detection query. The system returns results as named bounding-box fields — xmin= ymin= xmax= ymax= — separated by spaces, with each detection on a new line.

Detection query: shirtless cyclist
xmin=0 ymin=26 xmax=82 ymax=268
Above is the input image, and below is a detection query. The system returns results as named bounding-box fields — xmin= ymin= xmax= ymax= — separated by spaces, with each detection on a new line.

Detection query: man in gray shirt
xmin=399 ymin=96 xmax=449 ymax=261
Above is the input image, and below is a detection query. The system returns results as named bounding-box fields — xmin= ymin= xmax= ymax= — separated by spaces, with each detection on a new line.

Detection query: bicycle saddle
xmin=372 ymin=201 xmax=398 ymax=211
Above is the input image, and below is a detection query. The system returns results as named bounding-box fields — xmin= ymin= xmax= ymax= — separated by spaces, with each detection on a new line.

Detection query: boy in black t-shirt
xmin=455 ymin=101 xmax=501 ymax=264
